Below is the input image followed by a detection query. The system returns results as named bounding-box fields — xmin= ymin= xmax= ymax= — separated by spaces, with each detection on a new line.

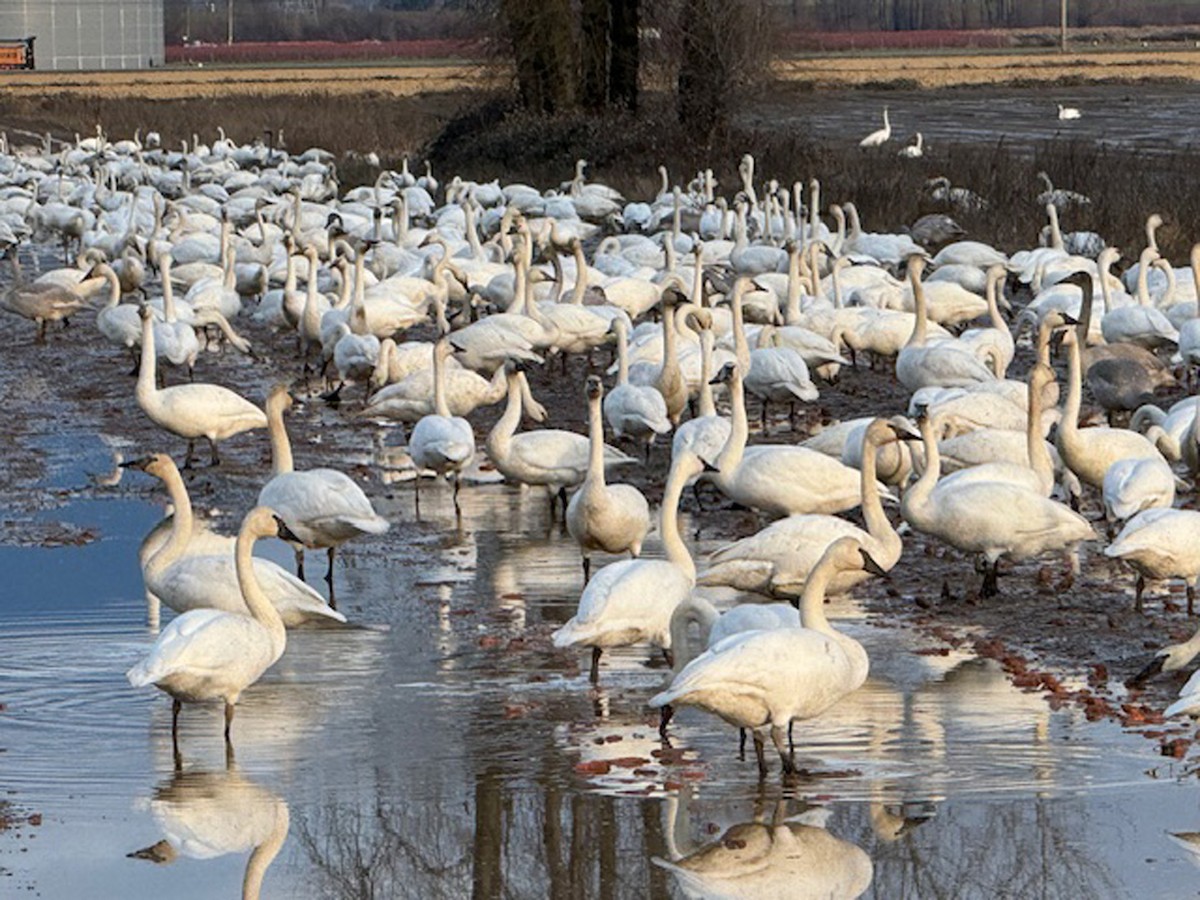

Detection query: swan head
xmin=585 ymin=374 xmax=603 ymax=401
xmin=709 ymin=361 xmax=737 ymax=386
xmin=271 ymin=511 xmax=302 ymax=544
xmin=1139 ymin=246 xmax=1161 ymax=267
xmin=119 ymin=453 xmax=177 ymax=481
xmin=267 ymin=382 xmax=294 ymax=414
xmin=886 ymin=415 xmax=921 ymax=440
xmin=127 ymin=838 xmax=177 ymax=865
xmin=138 ymin=303 xmax=155 ymax=322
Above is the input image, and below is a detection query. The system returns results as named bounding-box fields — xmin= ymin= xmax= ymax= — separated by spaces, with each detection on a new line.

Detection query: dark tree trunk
xmin=677 ymin=0 xmax=725 ymax=137
xmin=580 ymin=0 xmax=610 ymax=110
xmin=609 ymin=0 xmax=640 ymax=110
xmin=501 ymin=0 xmax=577 ymax=113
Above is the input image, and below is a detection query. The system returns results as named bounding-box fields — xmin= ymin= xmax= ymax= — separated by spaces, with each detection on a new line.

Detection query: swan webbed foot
xmin=589 ymin=646 xmax=602 ymax=684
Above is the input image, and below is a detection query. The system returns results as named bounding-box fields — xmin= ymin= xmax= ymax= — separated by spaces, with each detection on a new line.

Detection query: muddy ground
xmin=0 ymin=254 xmax=1196 ymax=763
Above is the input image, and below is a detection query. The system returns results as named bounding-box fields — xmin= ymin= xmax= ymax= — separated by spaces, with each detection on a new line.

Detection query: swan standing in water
xmin=135 ymin=304 xmax=267 ymax=467
xmin=127 ymin=507 xmax=296 ymax=747
xmin=258 ymin=384 xmax=390 ymax=604
xmin=553 ymin=450 xmax=704 ymax=683
xmin=566 ymin=376 xmax=651 ymax=582
xmin=651 ymin=537 xmax=881 ymax=777
xmin=408 ymin=338 xmax=476 ymax=512
xmin=859 ymin=107 xmax=892 ymax=148
xmin=1106 ymin=507 xmax=1200 ymax=617
xmin=129 ymin=454 xmax=345 ymax=627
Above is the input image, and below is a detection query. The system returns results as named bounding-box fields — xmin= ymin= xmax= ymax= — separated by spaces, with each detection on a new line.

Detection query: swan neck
xmin=798 ymin=552 xmax=839 ymax=636
xmin=615 ymin=320 xmax=629 ymax=384
xmin=242 ymin=804 xmax=290 ymax=900
xmin=697 ymin=330 xmax=716 ymax=417
xmin=859 ymin=430 xmax=892 ymax=547
xmin=907 ymin=268 xmax=927 ymax=346
xmin=235 ymin=521 xmax=286 ymax=648
xmin=265 ymin=396 xmax=294 ymax=476
xmin=986 ymin=274 xmax=1006 ymax=331
xmin=136 ymin=309 xmax=157 ymax=400
xmin=490 ymin=372 xmax=522 ymax=452
xmin=1062 ymin=336 xmax=1082 ymax=438
xmin=432 ymin=344 xmax=450 ymax=418
xmin=587 ymin=391 xmax=605 ymax=483
xmin=153 ymin=462 xmax=195 ymax=568
xmin=1026 ymin=376 xmax=1052 ymax=483
xmin=908 ymin=414 xmax=941 ymax=508
xmin=716 ymin=365 xmax=747 ymax=471
xmin=731 ymin=280 xmax=750 ymax=371
xmin=571 ymin=243 xmax=588 ymax=303
xmin=669 ymin=595 xmax=718 ymax=672
xmin=660 ymin=457 xmax=696 ymax=580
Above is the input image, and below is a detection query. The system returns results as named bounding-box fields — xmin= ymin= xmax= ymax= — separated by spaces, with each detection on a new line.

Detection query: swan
xmin=604 ymin=317 xmax=672 ymax=457
xmin=408 ymin=338 xmax=476 ymax=510
xmin=257 ymin=384 xmax=390 ymax=600
xmin=1101 ymin=248 xmax=1179 ymax=350
xmin=127 ymin=453 xmax=344 ymax=627
xmin=956 ymin=265 xmax=1014 ymax=376
xmin=699 ymin=417 xmax=903 ymax=598
xmin=706 ymin=361 xmax=866 ymax=517
xmin=1164 ymin=671 xmax=1200 ymax=719
xmin=486 ymin=368 xmax=634 ymax=517
xmin=898 ymin=132 xmax=924 ymax=158
xmin=859 ymin=107 xmax=892 ymax=148
xmin=134 ymin=304 xmax=266 ymax=467
xmin=127 ymin=506 xmax=296 ymax=745
xmin=895 ymin=256 xmax=997 ymax=391
xmin=745 ymin=325 xmax=819 ymax=431
xmin=901 ymin=406 xmax=1095 ymax=597
xmin=1057 ymin=104 xmax=1081 ymax=120
xmin=1054 ymin=305 xmax=1164 ymax=489
xmin=650 ymin=537 xmax=881 ymax=777
xmin=552 ymin=449 xmax=704 ymax=682
xmin=565 ymin=376 xmax=651 ymax=581
xmin=1102 ymin=455 xmax=1176 ymax=524
xmin=1106 ymin=508 xmax=1200 ymax=617
xmin=672 ymin=325 xmax=732 ymax=468
xmin=1 ymin=253 xmax=92 ymax=342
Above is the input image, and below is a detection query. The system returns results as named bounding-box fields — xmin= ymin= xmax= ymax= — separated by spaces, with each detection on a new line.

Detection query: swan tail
xmin=343 ymin=515 xmax=390 ymax=536
xmin=551 ymin=618 xmax=594 ymax=649
xmin=1165 ymin=694 xmax=1200 ymax=719
xmin=126 ymin=656 xmax=161 ymax=688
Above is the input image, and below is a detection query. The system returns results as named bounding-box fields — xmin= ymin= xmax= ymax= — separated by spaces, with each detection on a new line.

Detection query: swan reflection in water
xmin=128 ymin=755 xmax=289 ymax=900
xmin=655 ymin=787 xmax=875 ymax=900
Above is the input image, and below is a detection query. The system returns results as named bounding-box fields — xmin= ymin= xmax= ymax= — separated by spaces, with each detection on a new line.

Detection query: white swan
xmin=1106 ymin=508 xmax=1200 ymax=617
xmin=898 ymin=132 xmax=924 ymax=158
xmin=408 ymin=338 xmax=476 ymax=509
xmin=604 ymin=317 xmax=672 ymax=457
xmin=1102 ymin=455 xmax=1176 ymax=524
xmin=566 ymin=376 xmax=651 ymax=580
xmin=706 ymin=361 xmax=866 ymax=517
xmin=486 ymin=368 xmax=634 ymax=517
xmin=128 ymin=454 xmax=344 ymax=628
xmin=859 ymin=106 xmax=892 ymax=147
xmin=135 ymin=304 xmax=266 ymax=467
xmin=1054 ymin=304 xmax=1163 ymax=489
xmin=650 ymin=537 xmax=880 ymax=776
xmin=127 ymin=506 xmax=295 ymax=745
xmin=257 ymin=384 xmax=390 ymax=601
xmin=552 ymin=449 xmax=704 ymax=682
xmin=895 ymin=256 xmax=997 ymax=391
xmin=698 ymin=417 xmax=903 ymax=598
xmin=672 ymin=325 xmax=731 ymax=467
xmin=901 ymin=407 xmax=1095 ymax=597
xmin=1057 ymin=104 xmax=1081 ymax=120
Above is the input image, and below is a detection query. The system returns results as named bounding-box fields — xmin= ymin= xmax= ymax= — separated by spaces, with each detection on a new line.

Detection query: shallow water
xmin=3 ymin=431 xmax=1200 ymax=900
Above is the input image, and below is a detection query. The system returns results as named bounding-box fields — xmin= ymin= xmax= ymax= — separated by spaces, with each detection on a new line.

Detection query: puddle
xmin=3 ymin=456 xmax=1200 ymax=900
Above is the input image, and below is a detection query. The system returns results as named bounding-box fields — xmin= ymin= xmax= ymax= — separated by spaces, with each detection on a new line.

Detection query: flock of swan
xmin=857 ymin=101 xmax=1082 ymax=157
xmin=5 ymin=122 xmax=1200 ymax=787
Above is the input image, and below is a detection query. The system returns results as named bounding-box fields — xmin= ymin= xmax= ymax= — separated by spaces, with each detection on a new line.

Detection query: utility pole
xmin=227 ymin=0 xmax=234 ymax=45
xmin=1060 ymin=0 xmax=1067 ymax=52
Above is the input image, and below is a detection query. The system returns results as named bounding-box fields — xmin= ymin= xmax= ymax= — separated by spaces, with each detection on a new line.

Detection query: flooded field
xmin=5 ymin=72 xmax=1200 ymax=896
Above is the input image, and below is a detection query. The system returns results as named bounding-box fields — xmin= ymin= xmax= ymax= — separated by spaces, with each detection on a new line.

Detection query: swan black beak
xmin=888 ymin=418 xmax=921 ymax=440
xmin=860 ymin=548 xmax=888 ymax=577
xmin=273 ymin=515 xmax=302 ymax=545
xmin=1126 ymin=654 xmax=1166 ymax=688
xmin=119 ymin=456 xmax=153 ymax=471
xmin=701 ymin=458 xmax=720 ymax=473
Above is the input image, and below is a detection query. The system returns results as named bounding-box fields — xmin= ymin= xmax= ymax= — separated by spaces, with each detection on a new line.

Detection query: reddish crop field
xmin=166 ymin=37 xmax=481 ymax=65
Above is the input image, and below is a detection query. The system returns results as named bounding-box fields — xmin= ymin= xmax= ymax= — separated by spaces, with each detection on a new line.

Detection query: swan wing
xmin=127 ymin=609 xmax=270 ymax=687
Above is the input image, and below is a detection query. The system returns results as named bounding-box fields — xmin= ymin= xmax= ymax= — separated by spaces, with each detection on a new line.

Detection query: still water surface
xmin=4 ymin=421 xmax=1200 ymax=899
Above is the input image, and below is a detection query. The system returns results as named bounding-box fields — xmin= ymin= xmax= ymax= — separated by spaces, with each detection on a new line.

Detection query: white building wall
xmin=0 ymin=0 xmax=164 ymax=70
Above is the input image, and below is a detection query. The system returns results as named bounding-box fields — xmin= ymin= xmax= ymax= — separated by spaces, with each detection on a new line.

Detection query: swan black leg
xmin=662 ymin=647 xmax=674 ymax=669
xmin=294 ymin=548 xmax=306 ymax=581
xmin=753 ymin=732 xmax=768 ymax=779
xmin=223 ymin=702 xmax=235 ymax=743
xmin=739 ymin=728 xmax=747 ymax=760
xmin=183 ymin=439 xmax=197 ymax=470
xmin=1135 ymin=575 xmax=1145 ymax=614
xmin=772 ymin=724 xmax=795 ymax=775
xmin=208 ymin=439 xmax=220 ymax=467
xmin=171 ymin=698 xmax=182 ymax=749
xmin=658 ymin=704 xmax=674 ymax=739
xmin=582 ymin=555 xmax=591 ymax=584
xmin=589 ymin=646 xmax=602 ymax=683
xmin=325 ymin=548 xmax=336 ymax=610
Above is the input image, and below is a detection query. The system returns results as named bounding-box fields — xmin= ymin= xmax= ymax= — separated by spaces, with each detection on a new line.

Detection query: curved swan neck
xmin=908 ymin=414 xmax=941 ymax=506
xmin=986 ymin=269 xmax=1007 ymax=331
xmin=265 ymin=393 xmax=294 ymax=476
xmin=798 ymin=551 xmax=839 ymax=636
xmin=661 ymin=456 xmax=696 ymax=580
xmin=235 ymin=519 xmax=286 ymax=648
xmin=859 ymin=429 xmax=892 ymax=546
xmin=242 ymin=804 xmax=290 ymax=900
xmin=669 ymin=595 xmax=718 ymax=672
xmin=152 ymin=461 xmax=195 ymax=568
xmin=489 ymin=371 xmax=523 ymax=453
